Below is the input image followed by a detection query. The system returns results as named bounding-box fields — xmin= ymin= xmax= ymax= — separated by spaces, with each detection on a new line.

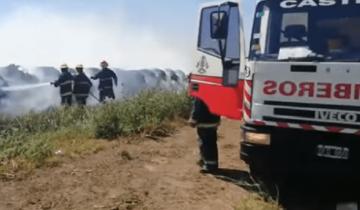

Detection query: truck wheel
xmin=241 ymin=142 xmax=280 ymax=199
xmin=241 ymin=142 xmax=271 ymax=178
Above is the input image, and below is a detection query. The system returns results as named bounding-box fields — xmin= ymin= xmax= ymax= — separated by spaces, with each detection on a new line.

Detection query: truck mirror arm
xmin=217 ymin=39 xmax=227 ymax=69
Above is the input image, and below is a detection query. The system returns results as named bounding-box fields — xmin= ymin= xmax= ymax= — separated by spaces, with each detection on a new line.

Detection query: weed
xmin=235 ymin=194 xmax=282 ymax=210
xmin=0 ymin=90 xmax=190 ymax=172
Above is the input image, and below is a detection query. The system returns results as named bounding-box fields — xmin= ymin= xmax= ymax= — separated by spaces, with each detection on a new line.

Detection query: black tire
xmin=241 ymin=142 xmax=271 ymax=179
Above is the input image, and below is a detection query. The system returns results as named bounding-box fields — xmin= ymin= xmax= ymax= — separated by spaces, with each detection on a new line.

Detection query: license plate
xmin=337 ymin=203 xmax=358 ymax=210
xmin=317 ymin=145 xmax=350 ymax=160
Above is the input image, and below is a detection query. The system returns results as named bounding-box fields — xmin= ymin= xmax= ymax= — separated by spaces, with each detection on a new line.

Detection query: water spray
xmin=89 ymin=92 xmax=100 ymax=102
xmin=0 ymin=82 xmax=51 ymax=92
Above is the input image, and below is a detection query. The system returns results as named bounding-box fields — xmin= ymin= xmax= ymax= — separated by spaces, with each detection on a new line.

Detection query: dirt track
xmin=0 ymin=119 xmax=251 ymax=210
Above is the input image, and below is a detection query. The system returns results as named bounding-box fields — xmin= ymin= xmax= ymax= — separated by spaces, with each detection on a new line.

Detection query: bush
xmin=0 ymin=90 xmax=191 ymax=171
xmin=93 ymin=103 xmax=122 ymax=139
xmin=93 ymin=91 xmax=190 ymax=138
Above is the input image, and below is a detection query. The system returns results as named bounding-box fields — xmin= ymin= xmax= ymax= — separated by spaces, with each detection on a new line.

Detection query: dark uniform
xmin=53 ymin=70 xmax=73 ymax=106
xmin=190 ymin=98 xmax=221 ymax=172
xmin=73 ymin=72 xmax=92 ymax=105
xmin=92 ymin=68 xmax=118 ymax=102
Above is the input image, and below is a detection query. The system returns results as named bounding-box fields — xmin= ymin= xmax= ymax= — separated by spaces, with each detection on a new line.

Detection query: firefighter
xmin=73 ymin=64 xmax=92 ymax=105
xmin=189 ymin=98 xmax=221 ymax=173
xmin=91 ymin=60 xmax=118 ymax=102
xmin=52 ymin=64 xmax=73 ymax=106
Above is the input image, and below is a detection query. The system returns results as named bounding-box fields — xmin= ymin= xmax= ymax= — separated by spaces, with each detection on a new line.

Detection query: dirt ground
xmin=0 ymin=119 xmax=252 ymax=210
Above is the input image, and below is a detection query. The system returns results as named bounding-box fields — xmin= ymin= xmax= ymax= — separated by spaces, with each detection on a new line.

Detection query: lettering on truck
xmin=316 ymin=110 xmax=357 ymax=123
xmin=280 ymin=0 xmax=360 ymax=8
xmin=263 ymin=81 xmax=360 ymax=100
xmin=262 ymin=81 xmax=360 ymax=124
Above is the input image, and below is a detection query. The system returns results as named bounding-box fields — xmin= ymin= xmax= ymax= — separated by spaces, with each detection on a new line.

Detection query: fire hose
xmin=89 ymin=91 xmax=101 ymax=102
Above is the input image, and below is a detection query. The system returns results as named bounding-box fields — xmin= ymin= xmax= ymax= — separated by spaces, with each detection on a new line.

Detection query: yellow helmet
xmin=60 ymin=64 xmax=68 ymax=69
xmin=76 ymin=64 xmax=84 ymax=69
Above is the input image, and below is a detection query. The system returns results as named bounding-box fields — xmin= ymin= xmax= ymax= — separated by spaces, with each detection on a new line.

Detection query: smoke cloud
xmin=0 ymin=4 xmax=190 ymax=116
xmin=0 ymin=5 xmax=191 ymax=71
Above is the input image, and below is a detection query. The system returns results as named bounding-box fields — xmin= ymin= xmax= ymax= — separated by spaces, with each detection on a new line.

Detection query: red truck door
xmin=189 ymin=1 xmax=245 ymax=120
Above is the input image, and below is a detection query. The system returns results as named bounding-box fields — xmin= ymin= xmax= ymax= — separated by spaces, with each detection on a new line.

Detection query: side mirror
xmin=210 ymin=11 xmax=228 ymax=39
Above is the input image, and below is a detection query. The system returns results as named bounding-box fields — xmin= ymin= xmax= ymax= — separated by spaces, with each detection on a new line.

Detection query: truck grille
xmin=263 ymin=100 xmax=360 ymax=129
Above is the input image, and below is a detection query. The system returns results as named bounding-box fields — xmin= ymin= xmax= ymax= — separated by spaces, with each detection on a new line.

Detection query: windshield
xmin=250 ymin=1 xmax=360 ymax=62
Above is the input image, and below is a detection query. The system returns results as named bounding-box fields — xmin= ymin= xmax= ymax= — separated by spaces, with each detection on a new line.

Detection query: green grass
xmin=0 ymin=91 xmax=191 ymax=175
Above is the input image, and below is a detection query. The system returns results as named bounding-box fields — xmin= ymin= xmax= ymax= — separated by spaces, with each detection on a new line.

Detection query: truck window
xmin=316 ymin=17 xmax=360 ymax=55
xmin=250 ymin=2 xmax=360 ymax=62
xmin=198 ymin=4 xmax=240 ymax=61
xmin=280 ymin=13 xmax=308 ymax=46
xmin=198 ymin=6 xmax=223 ymax=57
xmin=251 ymin=5 xmax=270 ymax=55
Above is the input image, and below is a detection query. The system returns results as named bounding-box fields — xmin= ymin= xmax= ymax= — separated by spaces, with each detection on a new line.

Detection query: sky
xmin=0 ymin=0 xmax=256 ymax=72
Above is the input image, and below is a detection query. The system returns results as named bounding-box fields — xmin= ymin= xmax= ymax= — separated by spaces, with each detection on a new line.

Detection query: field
xmin=0 ymin=91 xmax=280 ymax=210
xmin=0 ymin=91 xmax=191 ymax=174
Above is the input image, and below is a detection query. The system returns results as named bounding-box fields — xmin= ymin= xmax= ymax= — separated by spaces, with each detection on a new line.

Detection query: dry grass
xmin=0 ymin=91 xmax=191 ymax=174
xmin=235 ymin=194 xmax=282 ymax=210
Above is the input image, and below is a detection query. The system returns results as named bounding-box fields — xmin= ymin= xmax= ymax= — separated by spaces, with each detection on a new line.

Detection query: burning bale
xmin=0 ymin=64 xmax=187 ymax=116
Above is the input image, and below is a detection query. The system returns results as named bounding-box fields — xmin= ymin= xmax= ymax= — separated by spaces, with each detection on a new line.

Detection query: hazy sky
xmin=0 ymin=0 xmax=256 ymax=71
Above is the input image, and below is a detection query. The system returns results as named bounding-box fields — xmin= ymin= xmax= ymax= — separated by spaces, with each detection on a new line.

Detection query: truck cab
xmin=190 ymin=0 xmax=360 ymax=180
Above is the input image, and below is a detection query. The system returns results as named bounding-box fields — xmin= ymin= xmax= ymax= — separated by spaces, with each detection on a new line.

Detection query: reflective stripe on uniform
xmin=77 ymin=82 xmax=90 ymax=85
xmin=100 ymin=78 xmax=112 ymax=82
xmin=75 ymin=94 xmax=89 ymax=97
xmin=197 ymin=123 xmax=220 ymax=128
xmin=100 ymin=86 xmax=113 ymax=91
xmin=204 ymin=160 xmax=218 ymax=166
xmin=61 ymin=92 xmax=72 ymax=96
xmin=60 ymin=80 xmax=73 ymax=86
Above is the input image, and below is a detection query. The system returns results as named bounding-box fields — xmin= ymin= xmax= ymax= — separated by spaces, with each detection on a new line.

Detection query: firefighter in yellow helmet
xmin=52 ymin=64 xmax=73 ymax=106
xmin=73 ymin=64 xmax=92 ymax=105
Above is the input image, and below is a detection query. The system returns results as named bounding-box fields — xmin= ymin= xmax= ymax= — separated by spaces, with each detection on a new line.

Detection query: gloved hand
xmin=91 ymin=76 xmax=95 ymax=80
xmin=50 ymin=82 xmax=55 ymax=86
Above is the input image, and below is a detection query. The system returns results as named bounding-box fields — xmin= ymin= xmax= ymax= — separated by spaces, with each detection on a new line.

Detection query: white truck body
xmin=190 ymin=0 xmax=360 ymax=135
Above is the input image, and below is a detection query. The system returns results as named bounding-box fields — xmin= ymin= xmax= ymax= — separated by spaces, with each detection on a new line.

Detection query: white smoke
xmin=0 ymin=4 xmax=190 ymax=116
xmin=0 ymin=5 xmax=191 ymax=71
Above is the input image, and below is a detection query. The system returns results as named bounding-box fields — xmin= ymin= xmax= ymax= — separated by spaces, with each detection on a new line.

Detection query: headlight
xmin=243 ymin=131 xmax=271 ymax=145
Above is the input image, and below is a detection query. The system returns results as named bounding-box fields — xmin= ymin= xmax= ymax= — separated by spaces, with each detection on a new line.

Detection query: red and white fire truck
xmin=190 ymin=0 xmax=360 ymax=179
